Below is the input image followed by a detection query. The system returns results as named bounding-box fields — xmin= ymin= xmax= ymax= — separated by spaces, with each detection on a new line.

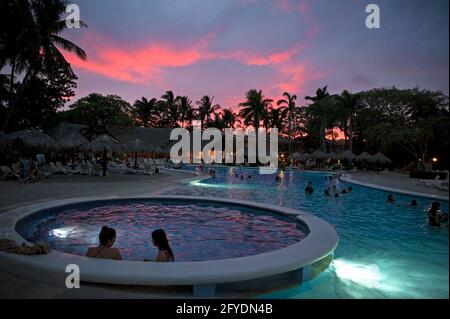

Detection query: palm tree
xmin=305 ymin=86 xmax=331 ymax=151
xmin=1 ymin=0 xmax=87 ymax=131
xmin=266 ymin=107 xmax=284 ymax=131
xmin=277 ymin=92 xmax=298 ymax=154
xmin=178 ymin=96 xmax=193 ymax=128
xmin=239 ymin=89 xmax=273 ymax=160
xmin=196 ymin=95 xmax=221 ymax=130
xmin=133 ymin=97 xmax=158 ymax=128
xmin=222 ymin=108 xmax=239 ymax=129
xmin=336 ymin=90 xmax=360 ymax=152
xmin=209 ymin=112 xmax=226 ymax=130
xmin=161 ymin=90 xmax=180 ymax=127
xmin=238 ymin=89 xmax=272 ymax=129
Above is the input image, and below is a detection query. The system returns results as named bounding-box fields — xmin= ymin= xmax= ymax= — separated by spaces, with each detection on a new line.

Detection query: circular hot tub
xmin=0 ymin=196 xmax=339 ymax=297
xmin=16 ymin=198 xmax=309 ymax=262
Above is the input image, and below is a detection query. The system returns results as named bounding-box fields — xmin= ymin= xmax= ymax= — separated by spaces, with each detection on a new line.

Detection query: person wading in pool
xmin=146 ymin=229 xmax=174 ymax=262
xmin=86 ymin=226 xmax=122 ymax=260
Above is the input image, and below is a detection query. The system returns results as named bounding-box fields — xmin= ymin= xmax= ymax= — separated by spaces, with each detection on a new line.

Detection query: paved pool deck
xmin=342 ymin=171 xmax=449 ymax=201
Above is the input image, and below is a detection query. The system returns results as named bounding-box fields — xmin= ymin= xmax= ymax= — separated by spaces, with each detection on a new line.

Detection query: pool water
xmin=163 ymin=166 xmax=449 ymax=298
xmin=16 ymin=199 xmax=307 ymax=262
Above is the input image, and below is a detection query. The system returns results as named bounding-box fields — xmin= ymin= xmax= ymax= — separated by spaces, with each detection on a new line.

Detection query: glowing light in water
xmin=332 ymin=259 xmax=381 ymax=288
xmin=190 ymin=180 xmax=247 ymax=189
xmin=50 ymin=226 xmax=78 ymax=238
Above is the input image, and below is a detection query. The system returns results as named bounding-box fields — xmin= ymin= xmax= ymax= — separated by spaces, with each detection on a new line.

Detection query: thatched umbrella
xmin=310 ymin=149 xmax=328 ymax=159
xmin=7 ymin=128 xmax=56 ymax=150
xmin=49 ymin=121 xmax=88 ymax=141
xmin=81 ymin=134 xmax=123 ymax=154
xmin=57 ymin=132 xmax=89 ymax=150
xmin=81 ymin=135 xmax=123 ymax=176
xmin=124 ymin=138 xmax=155 ymax=168
xmin=288 ymin=152 xmax=310 ymax=161
xmin=373 ymin=151 xmax=392 ymax=164
xmin=336 ymin=150 xmax=356 ymax=161
xmin=356 ymin=151 xmax=377 ymax=163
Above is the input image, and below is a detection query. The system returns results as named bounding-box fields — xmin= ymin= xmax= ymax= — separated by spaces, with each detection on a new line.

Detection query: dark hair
xmin=152 ymin=229 xmax=174 ymax=261
xmin=411 ymin=200 xmax=418 ymax=206
xmin=387 ymin=194 xmax=394 ymax=201
xmin=99 ymin=226 xmax=116 ymax=246
xmin=334 ymin=193 xmax=339 ymax=198
xmin=430 ymin=202 xmax=440 ymax=212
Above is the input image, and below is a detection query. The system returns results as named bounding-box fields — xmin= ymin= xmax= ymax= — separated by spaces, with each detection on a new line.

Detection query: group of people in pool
xmin=302 ymin=176 xmax=351 ymax=198
xmin=235 ymin=173 xmax=252 ymax=180
xmin=86 ymin=227 xmax=174 ymax=262
xmin=387 ymin=195 xmax=448 ymax=227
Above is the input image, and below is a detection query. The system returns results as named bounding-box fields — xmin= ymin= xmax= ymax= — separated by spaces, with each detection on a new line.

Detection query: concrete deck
xmin=343 ymin=171 xmax=449 ymax=201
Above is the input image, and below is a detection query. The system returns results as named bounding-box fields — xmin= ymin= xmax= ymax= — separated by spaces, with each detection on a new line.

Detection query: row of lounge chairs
xmin=0 ymin=165 xmax=50 ymax=182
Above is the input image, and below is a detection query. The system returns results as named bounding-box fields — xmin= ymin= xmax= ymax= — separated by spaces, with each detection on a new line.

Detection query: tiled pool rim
xmin=0 ymin=195 xmax=338 ymax=298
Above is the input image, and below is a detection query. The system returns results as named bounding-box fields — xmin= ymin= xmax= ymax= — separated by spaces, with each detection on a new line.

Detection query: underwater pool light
xmin=332 ymin=259 xmax=381 ymax=288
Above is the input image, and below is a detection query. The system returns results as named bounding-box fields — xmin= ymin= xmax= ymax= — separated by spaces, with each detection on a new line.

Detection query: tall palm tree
xmin=196 ymin=95 xmax=220 ymax=130
xmin=305 ymin=86 xmax=331 ymax=151
xmin=277 ymin=92 xmax=298 ymax=154
xmin=209 ymin=111 xmax=226 ymax=130
xmin=239 ymin=89 xmax=273 ymax=161
xmin=161 ymin=90 xmax=181 ymax=127
xmin=222 ymin=108 xmax=239 ymax=129
xmin=133 ymin=97 xmax=158 ymax=128
xmin=238 ymin=89 xmax=272 ymax=129
xmin=336 ymin=90 xmax=360 ymax=152
xmin=1 ymin=0 xmax=87 ymax=132
xmin=266 ymin=107 xmax=284 ymax=131
xmin=178 ymin=96 xmax=193 ymax=128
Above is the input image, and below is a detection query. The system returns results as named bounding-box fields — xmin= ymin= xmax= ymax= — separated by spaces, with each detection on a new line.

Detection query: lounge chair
xmin=143 ymin=163 xmax=154 ymax=175
xmin=91 ymin=164 xmax=103 ymax=176
xmin=0 ymin=166 xmax=22 ymax=180
xmin=79 ymin=163 xmax=91 ymax=175
xmin=56 ymin=162 xmax=81 ymax=175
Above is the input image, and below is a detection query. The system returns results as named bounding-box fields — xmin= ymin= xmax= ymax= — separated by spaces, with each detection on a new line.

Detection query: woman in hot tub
xmin=86 ymin=226 xmax=122 ymax=260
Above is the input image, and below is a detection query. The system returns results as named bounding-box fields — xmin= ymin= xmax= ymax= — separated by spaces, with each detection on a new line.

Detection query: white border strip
xmin=340 ymin=174 xmax=449 ymax=201
xmin=0 ymin=196 xmax=338 ymax=286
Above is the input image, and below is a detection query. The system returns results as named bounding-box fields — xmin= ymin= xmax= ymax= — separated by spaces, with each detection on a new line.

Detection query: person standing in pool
xmin=387 ymin=194 xmax=395 ymax=204
xmin=86 ymin=226 xmax=122 ymax=260
xmin=305 ymin=181 xmax=314 ymax=194
xmin=151 ymin=229 xmax=174 ymax=262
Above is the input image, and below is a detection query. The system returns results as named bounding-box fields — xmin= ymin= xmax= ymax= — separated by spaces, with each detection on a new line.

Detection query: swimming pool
xmin=163 ymin=166 xmax=449 ymax=298
xmin=15 ymin=199 xmax=308 ymax=261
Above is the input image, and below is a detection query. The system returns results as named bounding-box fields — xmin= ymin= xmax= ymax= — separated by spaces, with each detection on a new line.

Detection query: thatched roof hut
xmin=336 ymin=150 xmax=356 ymax=161
xmin=356 ymin=151 xmax=377 ymax=162
xmin=115 ymin=128 xmax=174 ymax=152
xmin=81 ymin=134 xmax=123 ymax=154
xmin=7 ymin=128 xmax=56 ymax=150
xmin=48 ymin=121 xmax=88 ymax=141
xmin=373 ymin=151 xmax=392 ymax=164
xmin=57 ymin=132 xmax=89 ymax=150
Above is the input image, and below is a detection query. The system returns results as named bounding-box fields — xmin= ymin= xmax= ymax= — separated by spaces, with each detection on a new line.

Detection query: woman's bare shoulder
xmin=86 ymin=247 xmax=97 ymax=256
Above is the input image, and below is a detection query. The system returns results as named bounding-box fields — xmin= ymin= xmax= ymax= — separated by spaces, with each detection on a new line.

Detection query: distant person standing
xmin=305 ymin=181 xmax=314 ymax=194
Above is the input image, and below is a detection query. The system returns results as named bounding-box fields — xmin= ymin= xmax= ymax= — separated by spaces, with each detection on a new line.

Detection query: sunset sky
xmin=63 ymin=0 xmax=449 ymax=109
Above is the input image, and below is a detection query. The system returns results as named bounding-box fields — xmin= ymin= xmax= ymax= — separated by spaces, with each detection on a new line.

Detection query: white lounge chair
xmin=52 ymin=162 xmax=72 ymax=175
xmin=56 ymin=162 xmax=81 ymax=175
xmin=1 ymin=166 xmax=22 ymax=180
xmin=79 ymin=163 xmax=91 ymax=175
